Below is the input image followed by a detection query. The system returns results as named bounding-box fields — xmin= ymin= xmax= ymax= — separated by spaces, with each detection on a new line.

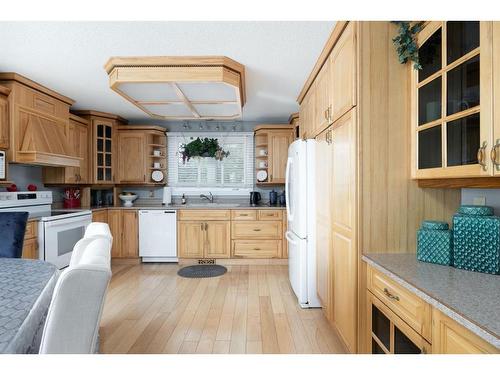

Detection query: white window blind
xmin=167 ymin=132 xmax=254 ymax=189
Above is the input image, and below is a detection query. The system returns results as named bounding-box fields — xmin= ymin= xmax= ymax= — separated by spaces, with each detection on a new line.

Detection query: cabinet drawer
xmin=178 ymin=209 xmax=230 ymax=221
xmin=258 ymin=210 xmax=283 ymax=221
xmin=24 ymin=221 xmax=38 ymax=239
xmin=231 ymin=210 xmax=257 ymax=221
xmin=232 ymin=240 xmax=281 ymax=258
xmin=367 ymin=265 xmax=432 ymax=342
xmin=231 ymin=221 xmax=282 ymax=239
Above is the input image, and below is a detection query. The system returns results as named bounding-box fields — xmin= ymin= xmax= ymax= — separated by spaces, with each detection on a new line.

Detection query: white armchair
xmin=39 ymin=235 xmax=112 ymax=354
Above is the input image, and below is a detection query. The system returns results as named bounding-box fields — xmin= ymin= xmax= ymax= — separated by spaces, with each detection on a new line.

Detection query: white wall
xmin=461 ymin=188 xmax=500 ymax=215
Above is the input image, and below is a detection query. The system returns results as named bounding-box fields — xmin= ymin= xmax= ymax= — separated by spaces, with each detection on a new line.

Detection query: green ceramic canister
xmin=417 ymin=220 xmax=453 ymax=266
xmin=452 ymin=205 xmax=500 ymax=275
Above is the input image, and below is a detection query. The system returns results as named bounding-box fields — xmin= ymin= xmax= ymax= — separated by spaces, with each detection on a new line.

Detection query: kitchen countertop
xmin=87 ymin=201 xmax=287 ymax=211
xmin=362 ymin=253 xmax=500 ymax=349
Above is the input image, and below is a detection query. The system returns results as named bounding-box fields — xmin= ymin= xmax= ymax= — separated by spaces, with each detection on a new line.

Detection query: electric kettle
xmin=249 ymin=191 xmax=262 ymax=206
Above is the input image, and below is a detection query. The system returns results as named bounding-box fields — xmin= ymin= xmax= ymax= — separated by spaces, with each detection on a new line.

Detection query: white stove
xmin=0 ymin=191 xmax=92 ymax=268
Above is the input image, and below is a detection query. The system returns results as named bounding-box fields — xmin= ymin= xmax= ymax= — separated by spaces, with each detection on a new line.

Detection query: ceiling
xmin=0 ymin=21 xmax=334 ymax=123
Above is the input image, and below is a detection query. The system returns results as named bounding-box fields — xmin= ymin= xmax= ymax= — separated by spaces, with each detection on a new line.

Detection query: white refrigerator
xmin=285 ymin=139 xmax=321 ymax=308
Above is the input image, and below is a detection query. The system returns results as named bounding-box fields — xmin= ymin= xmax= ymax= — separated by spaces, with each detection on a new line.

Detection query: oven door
xmin=39 ymin=214 xmax=92 ymax=269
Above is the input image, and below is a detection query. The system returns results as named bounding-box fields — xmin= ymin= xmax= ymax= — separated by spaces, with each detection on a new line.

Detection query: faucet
xmin=200 ymin=192 xmax=214 ymax=203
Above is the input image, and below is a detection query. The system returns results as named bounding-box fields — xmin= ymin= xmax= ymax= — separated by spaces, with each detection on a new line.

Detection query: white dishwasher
xmin=139 ymin=209 xmax=177 ymax=262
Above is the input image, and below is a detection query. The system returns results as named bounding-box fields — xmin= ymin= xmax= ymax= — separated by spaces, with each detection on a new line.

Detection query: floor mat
xmin=177 ymin=264 xmax=227 ymax=278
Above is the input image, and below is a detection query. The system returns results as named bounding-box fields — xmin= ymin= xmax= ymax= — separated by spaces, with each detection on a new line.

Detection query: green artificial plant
xmin=392 ymin=21 xmax=424 ymax=70
xmin=180 ymin=137 xmax=229 ymax=163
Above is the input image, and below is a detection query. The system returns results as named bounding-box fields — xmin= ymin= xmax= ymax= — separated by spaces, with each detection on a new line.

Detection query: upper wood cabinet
xmin=254 ymin=125 xmax=294 ymax=185
xmin=0 ymin=73 xmax=78 ymax=167
xmin=0 ymin=85 xmax=10 ymax=150
xmin=117 ymin=125 xmax=167 ymax=185
xmin=299 ymin=22 xmax=356 ymax=140
xmin=412 ymin=21 xmax=497 ymax=180
xmin=43 ymin=113 xmax=89 ymax=184
xmin=493 ymin=23 xmax=500 ymax=176
xmin=73 ymin=110 xmax=127 ymax=184
xmin=329 ymin=21 xmax=356 ymax=122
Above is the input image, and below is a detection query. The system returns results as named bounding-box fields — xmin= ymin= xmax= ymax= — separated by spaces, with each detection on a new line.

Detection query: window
xmin=167 ymin=132 xmax=254 ymax=192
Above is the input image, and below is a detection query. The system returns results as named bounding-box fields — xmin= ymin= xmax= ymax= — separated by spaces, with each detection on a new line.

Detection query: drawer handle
xmin=253 ymin=229 xmax=261 ymax=232
xmin=383 ymin=288 xmax=400 ymax=301
xmin=253 ymin=248 xmax=261 ymax=250
xmin=240 ymin=214 xmax=248 ymax=216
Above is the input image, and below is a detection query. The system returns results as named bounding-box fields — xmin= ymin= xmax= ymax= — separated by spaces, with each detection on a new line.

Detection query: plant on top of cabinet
xmin=392 ymin=22 xmax=424 ymax=70
xmin=411 ymin=22 xmax=496 ymax=182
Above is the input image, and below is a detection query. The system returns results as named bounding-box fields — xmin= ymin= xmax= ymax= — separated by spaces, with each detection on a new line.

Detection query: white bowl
xmin=119 ymin=194 xmax=138 ymax=207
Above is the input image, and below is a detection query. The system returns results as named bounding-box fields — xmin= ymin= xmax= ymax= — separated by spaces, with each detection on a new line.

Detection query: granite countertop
xmin=362 ymin=253 xmax=500 ymax=349
xmin=87 ymin=199 xmax=286 ymax=211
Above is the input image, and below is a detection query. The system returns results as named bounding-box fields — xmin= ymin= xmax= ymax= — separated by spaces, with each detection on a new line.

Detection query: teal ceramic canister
xmin=417 ymin=220 xmax=453 ymax=266
xmin=452 ymin=205 xmax=500 ymax=275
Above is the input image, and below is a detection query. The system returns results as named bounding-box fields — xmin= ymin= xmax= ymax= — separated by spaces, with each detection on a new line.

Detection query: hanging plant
xmin=392 ymin=21 xmax=424 ymax=70
xmin=180 ymin=137 xmax=230 ymax=164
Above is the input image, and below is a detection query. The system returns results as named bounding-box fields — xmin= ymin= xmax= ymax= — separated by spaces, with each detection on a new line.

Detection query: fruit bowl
xmin=119 ymin=193 xmax=138 ymax=207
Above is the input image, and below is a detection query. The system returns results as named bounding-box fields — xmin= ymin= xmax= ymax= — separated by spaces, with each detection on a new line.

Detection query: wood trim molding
xmin=0 ymin=72 xmax=74 ymax=105
xmin=288 ymin=112 xmax=299 ymax=124
xmin=254 ymin=124 xmax=294 ymax=132
xmin=0 ymin=85 xmax=11 ymax=96
xmin=418 ymin=177 xmax=500 ymax=188
xmin=297 ymin=21 xmax=350 ymax=104
xmin=117 ymin=124 xmax=166 ymax=132
xmin=71 ymin=110 xmax=128 ymax=124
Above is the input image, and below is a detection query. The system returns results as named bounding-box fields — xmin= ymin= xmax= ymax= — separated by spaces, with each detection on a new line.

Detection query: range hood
xmin=104 ymin=56 xmax=246 ymax=120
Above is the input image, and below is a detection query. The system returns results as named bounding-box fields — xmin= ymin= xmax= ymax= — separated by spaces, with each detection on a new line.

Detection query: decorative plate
xmin=151 ymin=170 xmax=164 ymax=182
xmin=256 ymin=170 xmax=268 ymax=182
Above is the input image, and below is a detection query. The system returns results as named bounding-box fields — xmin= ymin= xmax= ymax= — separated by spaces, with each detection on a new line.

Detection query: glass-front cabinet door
xmin=367 ymin=292 xmax=431 ymax=354
xmin=412 ymin=21 xmax=493 ymax=179
xmin=93 ymin=119 xmax=114 ymax=183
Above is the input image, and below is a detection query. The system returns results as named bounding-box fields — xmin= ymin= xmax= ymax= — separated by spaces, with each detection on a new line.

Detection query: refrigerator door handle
xmin=285 ymin=230 xmax=298 ymax=245
xmin=285 ymin=157 xmax=293 ymax=221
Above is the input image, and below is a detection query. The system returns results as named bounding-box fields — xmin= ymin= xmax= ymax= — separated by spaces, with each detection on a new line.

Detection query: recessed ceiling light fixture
xmin=104 ymin=56 xmax=246 ymax=120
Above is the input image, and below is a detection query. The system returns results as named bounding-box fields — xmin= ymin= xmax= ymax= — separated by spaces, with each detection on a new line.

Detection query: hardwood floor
xmin=100 ymin=263 xmax=347 ymax=354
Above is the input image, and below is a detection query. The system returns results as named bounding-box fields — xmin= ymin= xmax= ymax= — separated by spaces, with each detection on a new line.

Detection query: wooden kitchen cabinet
xmin=108 ymin=209 xmax=138 ymax=258
xmin=329 ymin=21 xmax=356 ymax=123
xmin=43 ymin=113 xmax=90 ymax=184
xmin=367 ymin=291 xmax=431 ymax=354
xmin=314 ymin=126 xmax=333 ymax=319
xmin=254 ymin=125 xmax=294 ymax=185
xmin=0 ymin=73 xmax=78 ymax=167
xmin=92 ymin=209 xmax=108 ymax=223
xmin=205 ymin=221 xmax=231 ymax=258
xmin=178 ymin=220 xmax=230 ymax=259
xmin=331 ymin=109 xmax=358 ymax=353
xmin=314 ymin=61 xmax=332 ymax=137
xmin=21 ymin=221 xmax=38 ymax=260
xmin=412 ymin=21 xmax=495 ymax=180
xmin=178 ymin=221 xmax=205 ymax=258
xmin=0 ymin=85 xmax=10 ymax=150
xmin=493 ymin=22 xmax=500 ymax=176
xmin=73 ymin=110 xmax=128 ymax=184
xmin=432 ymin=309 xmax=499 ymax=354
xmin=299 ymin=84 xmax=315 ymax=139
xmin=117 ymin=125 xmax=167 ymax=185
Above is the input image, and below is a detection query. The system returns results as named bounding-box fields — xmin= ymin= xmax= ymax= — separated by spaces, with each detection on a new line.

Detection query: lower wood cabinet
xmin=22 ymin=221 xmax=38 ymax=259
xmin=177 ymin=220 xmax=230 ymax=259
xmin=92 ymin=209 xmax=108 ymax=223
xmin=107 ymin=209 xmax=138 ymax=259
xmin=367 ymin=291 xmax=431 ymax=354
xmin=432 ymin=309 xmax=499 ymax=354
xmin=365 ymin=263 xmax=499 ymax=354
xmin=232 ymin=240 xmax=281 ymax=258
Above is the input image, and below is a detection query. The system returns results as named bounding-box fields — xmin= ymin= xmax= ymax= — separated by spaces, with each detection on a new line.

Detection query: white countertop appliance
xmin=139 ymin=209 xmax=177 ymax=262
xmin=0 ymin=191 xmax=92 ymax=269
xmin=0 ymin=150 xmax=5 ymax=180
xmin=285 ymin=139 xmax=321 ymax=308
